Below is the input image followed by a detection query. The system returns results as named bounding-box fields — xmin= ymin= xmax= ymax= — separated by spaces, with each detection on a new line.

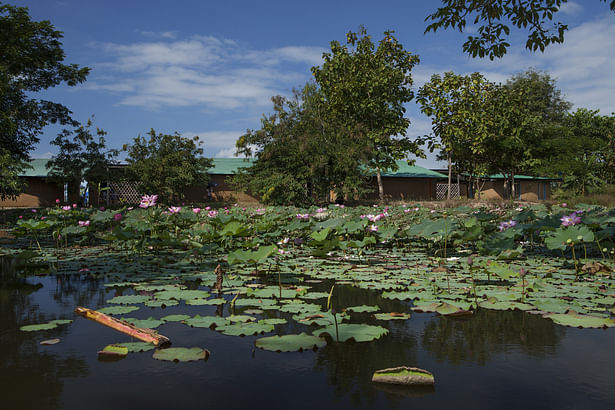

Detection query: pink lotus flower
xmin=207 ymin=210 xmax=218 ymax=218
xmin=62 ymin=206 xmax=71 ymax=211
xmin=561 ymin=212 xmax=581 ymax=227
xmin=168 ymin=206 xmax=181 ymax=214
xmin=31 ymin=209 xmax=37 ymax=213
xmin=498 ymin=220 xmax=517 ymax=231
xmin=296 ymin=213 xmax=310 ymax=220
xmin=72 ymin=203 xmax=77 ymax=208
xmin=78 ymin=220 xmax=90 ymax=227
xmin=368 ymin=224 xmax=378 ymax=232
xmin=114 ymin=213 xmax=122 ymax=222
xmin=192 ymin=207 xmax=201 ymax=214
xmin=139 ymin=194 xmax=158 ymax=209
xmin=18 ymin=215 xmax=23 ymax=219
xmin=99 ymin=207 xmax=105 ymax=211
xmin=205 ymin=206 xmax=211 ymax=210
xmin=55 ymin=199 xmax=60 ymax=204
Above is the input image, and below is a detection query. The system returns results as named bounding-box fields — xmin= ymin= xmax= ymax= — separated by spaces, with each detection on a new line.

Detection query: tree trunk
xmin=447 ymin=153 xmax=452 ymax=200
xmin=376 ymin=167 xmax=384 ymax=202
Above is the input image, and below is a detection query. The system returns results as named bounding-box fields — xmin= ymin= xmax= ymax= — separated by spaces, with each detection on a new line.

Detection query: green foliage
xmin=0 ymin=3 xmax=89 ymax=198
xmin=312 ymin=27 xmax=424 ymax=201
xmin=46 ymin=118 xmax=117 ymax=203
xmin=124 ymin=129 xmax=213 ymax=202
xmin=425 ymin=0 xmax=615 ymax=59
xmin=233 ymin=84 xmax=371 ymax=205
xmin=417 ymin=71 xmax=493 ymax=198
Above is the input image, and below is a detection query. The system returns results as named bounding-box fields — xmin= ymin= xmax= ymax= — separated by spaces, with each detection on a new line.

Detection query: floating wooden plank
xmin=75 ymin=306 xmax=171 ymax=347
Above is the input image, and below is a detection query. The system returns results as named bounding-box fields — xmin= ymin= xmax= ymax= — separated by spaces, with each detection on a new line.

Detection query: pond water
xmin=2 ymin=256 xmax=615 ymax=410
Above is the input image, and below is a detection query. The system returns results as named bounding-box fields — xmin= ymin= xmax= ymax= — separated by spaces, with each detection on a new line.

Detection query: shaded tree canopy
xmin=233 ymin=83 xmax=372 ymax=205
xmin=124 ymin=129 xmax=213 ymax=203
xmin=425 ymin=0 xmax=615 ymax=59
xmin=0 ymin=2 xmax=90 ymax=199
xmin=312 ymin=27 xmax=425 ymax=201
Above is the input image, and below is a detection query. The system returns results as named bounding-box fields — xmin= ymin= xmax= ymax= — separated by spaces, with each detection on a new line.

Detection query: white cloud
xmin=182 ymin=131 xmax=243 ymax=148
xmin=135 ymin=29 xmax=177 ymax=39
xmin=90 ymin=35 xmax=322 ymax=111
xmin=559 ymin=2 xmax=583 ymax=15
xmin=214 ymin=147 xmax=237 ymax=158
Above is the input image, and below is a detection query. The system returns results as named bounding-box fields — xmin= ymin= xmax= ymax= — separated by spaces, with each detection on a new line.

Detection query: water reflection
xmin=421 ymin=309 xmax=565 ymax=365
xmin=0 ymin=258 xmax=90 ymax=410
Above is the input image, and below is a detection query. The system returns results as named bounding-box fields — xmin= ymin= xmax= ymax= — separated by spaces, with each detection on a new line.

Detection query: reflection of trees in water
xmin=421 ymin=309 xmax=565 ymax=365
xmin=313 ymin=285 xmax=419 ymax=409
xmin=0 ymin=258 xmax=90 ymax=410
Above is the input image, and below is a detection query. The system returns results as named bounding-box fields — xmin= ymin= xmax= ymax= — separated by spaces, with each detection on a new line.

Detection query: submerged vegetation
xmin=2 ymin=198 xmax=614 ymax=361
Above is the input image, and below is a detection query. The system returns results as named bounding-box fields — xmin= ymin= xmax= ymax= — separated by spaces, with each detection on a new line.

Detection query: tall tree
xmin=234 ymin=84 xmax=371 ymax=205
xmin=425 ymin=0 xmax=615 ymax=59
xmin=46 ymin=118 xmax=116 ymax=205
xmin=484 ymin=69 xmax=571 ymax=198
xmin=312 ymin=27 xmax=424 ymax=201
xmin=124 ymin=130 xmax=213 ymax=203
xmin=0 ymin=3 xmax=90 ymax=199
xmin=417 ymin=72 xmax=493 ymax=199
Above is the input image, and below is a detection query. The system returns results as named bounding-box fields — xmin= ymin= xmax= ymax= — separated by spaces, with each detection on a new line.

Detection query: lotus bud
xmin=467 ymin=256 xmax=473 ymax=266
xmin=519 ymin=268 xmax=527 ymax=278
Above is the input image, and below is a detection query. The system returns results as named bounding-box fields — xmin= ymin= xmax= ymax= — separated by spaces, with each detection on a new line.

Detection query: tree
xmin=124 ymin=130 xmax=213 ymax=203
xmin=425 ymin=0 xmax=615 ymax=59
xmin=417 ymin=72 xmax=493 ymax=199
xmin=483 ymin=69 xmax=571 ymax=198
xmin=536 ymin=109 xmax=615 ymax=195
xmin=46 ymin=118 xmax=116 ymax=205
xmin=0 ymin=3 xmax=90 ymax=198
xmin=233 ymin=84 xmax=372 ymax=205
xmin=311 ymin=27 xmax=424 ymax=201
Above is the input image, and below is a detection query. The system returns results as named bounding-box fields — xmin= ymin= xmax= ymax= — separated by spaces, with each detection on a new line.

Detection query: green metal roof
xmin=481 ymin=173 xmax=555 ymax=181
xmin=379 ymin=161 xmax=446 ymax=179
xmin=209 ymin=158 xmax=255 ymax=174
xmin=20 ymin=159 xmax=54 ymax=177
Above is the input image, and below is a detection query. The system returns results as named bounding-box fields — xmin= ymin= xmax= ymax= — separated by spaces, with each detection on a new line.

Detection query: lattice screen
xmin=436 ymin=183 xmax=460 ymax=200
xmin=105 ymin=182 xmax=142 ymax=204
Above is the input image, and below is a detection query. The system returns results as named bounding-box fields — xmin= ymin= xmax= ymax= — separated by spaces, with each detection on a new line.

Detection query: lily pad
xmin=40 ymin=338 xmax=61 ymax=345
xmin=543 ymin=310 xmax=615 ymax=328
xmin=106 ymin=294 xmax=151 ymax=305
xmin=20 ymin=319 xmax=72 ymax=332
xmin=345 ymin=305 xmax=379 ymax=313
xmin=185 ymin=297 xmax=226 ymax=306
xmin=153 ymin=347 xmax=210 ymax=362
xmin=161 ymin=314 xmax=191 ymax=322
xmin=98 ymin=344 xmax=128 ymax=357
xmin=216 ymin=320 xmax=274 ymax=336
xmin=144 ymin=299 xmax=179 ymax=308
xmin=255 ymin=333 xmax=327 ymax=352
xmin=97 ymin=305 xmax=140 ymax=315
xmin=120 ymin=317 xmax=164 ymax=329
xmin=115 ymin=342 xmax=156 ymax=352
xmin=314 ymin=323 xmax=389 ymax=343
xmin=374 ymin=312 xmax=411 ymax=320
xmin=183 ymin=315 xmax=228 ymax=328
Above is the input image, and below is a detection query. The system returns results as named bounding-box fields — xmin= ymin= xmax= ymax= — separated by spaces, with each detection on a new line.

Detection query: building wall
xmin=183 ymin=174 xmax=259 ymax=203
xmin=366 ymin=177 xmax=436 ymax=200
xmin=0 ymin=178 xmax=63 ymax=208
xmin=476 ymin=180 xmax=551 ymax=200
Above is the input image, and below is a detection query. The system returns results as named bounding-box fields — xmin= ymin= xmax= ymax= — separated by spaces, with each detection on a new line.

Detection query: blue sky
xmin=12 ymin=0 xmax=615 ymax=168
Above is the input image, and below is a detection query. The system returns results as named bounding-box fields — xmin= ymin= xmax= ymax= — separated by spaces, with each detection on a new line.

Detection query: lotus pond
xmin=2 ymin=202 xmax=615 ymax=409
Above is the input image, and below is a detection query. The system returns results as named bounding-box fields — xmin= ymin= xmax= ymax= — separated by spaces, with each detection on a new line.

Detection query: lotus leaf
xmin=259 ymin=318 xmax=287 ymax=325
xmin=161 ymin=314 xmax=191 ymax=322
xmin=227 ymin=315 xmax=256 ymax=323
xmin=98 ymin=344 xmax=128 ymax=357
xmin=153 ymin=347 xmax=210 ymax=362
xmin=216 ymin=320 xmax=274 ymax=336
xmin=106 ymin=294 xmax=151 ymax=305
xmin=543 ymin=310 xmax=615 ymax=328
xmin=315 ymin=323 xmax=388 ymax=343
xmin=255 ymin=333 xmax=326 ymax=352
xmin=115 ymin=342 xmax=156 ymax=352
xmin=278 ymin=302 xmax=321 ymax=314
xmin=20 ymin=319 xmax=72 ymax=332
xmin=154 ymin=289 xmax=210 ymax=301
xmin=184 ymin=315 xmax=228 ymax=328
xmin=374 ymin=312 xmax=411 ymax=320
xmin=145 ymin=299 xmax=179 ymax=308
xmin=97 ymin=305 xmax=140 ymax=315
xmin=345 ymin=305 xmax=379 ymax=313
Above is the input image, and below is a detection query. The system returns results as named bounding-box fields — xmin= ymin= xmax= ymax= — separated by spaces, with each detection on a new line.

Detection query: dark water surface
xmin=2 ymin=258 xmax=614 ymax=410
